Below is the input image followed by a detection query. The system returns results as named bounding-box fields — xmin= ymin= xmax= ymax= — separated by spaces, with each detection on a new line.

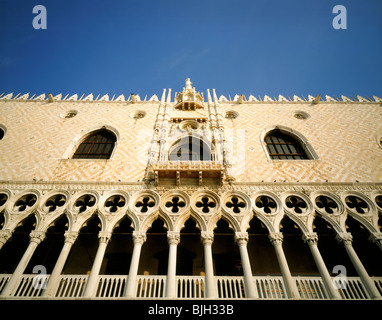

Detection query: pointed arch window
xmin=264 ymin=129 xmax=311 ymax=160
xmin=72 ymin=129 xmax=116 ymax=159
xmin=169 ymin=136 xmax=212 ymax=161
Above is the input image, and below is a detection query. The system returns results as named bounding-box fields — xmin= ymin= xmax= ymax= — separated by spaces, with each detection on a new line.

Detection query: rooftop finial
xmin=185 ymin=78 xmax=192 ymax=90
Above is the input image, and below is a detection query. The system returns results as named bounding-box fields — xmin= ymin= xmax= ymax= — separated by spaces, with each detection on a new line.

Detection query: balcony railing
xmin=153 ymin=161 xmax=225 ymax=185
xmin=254 ymin=276 xmax=286 ymax=299
xmin=55 ymin=275 xmax=87 ymax=298
xmin=0 ymin=274 xmax=381 ymax=299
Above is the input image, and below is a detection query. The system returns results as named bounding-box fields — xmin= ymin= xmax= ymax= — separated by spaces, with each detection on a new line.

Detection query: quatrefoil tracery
xmin=195 ymin=196 xmax=216 ymax=213
xmin=255 ymin=195 xmax=277 ymax=214
xmin=315 ymin=195 xmax=338 ymax=214
xmin=165 ymin=196 xmax=186 ymax=213
xmin=345 ymin=195 xmax=369 ymax=214
xmin=45 ymin=194 xmax=67 ymax=213
xmin=105 ymin=195 xmax=126 ymax=213
xmin=135 ymin=196 xmax=155 ymax=213
xmin=75 ymin=194 xmax=96 ymax=213
xmin=285 ymin=195 xmax=307 ymax=214
xmin=225 ymin=196 xmax=246 ymax=214
xmin=14 ymin=194 xmax=37 ymax=212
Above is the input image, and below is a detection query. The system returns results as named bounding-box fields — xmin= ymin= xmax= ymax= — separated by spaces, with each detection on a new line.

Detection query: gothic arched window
xmin=264 ymin=129 xmax=311 ymax=160
xmin=72 ymin=129 xmax=116 ymax=159
xmin=169 ymin=136 xmax=212 ymax=161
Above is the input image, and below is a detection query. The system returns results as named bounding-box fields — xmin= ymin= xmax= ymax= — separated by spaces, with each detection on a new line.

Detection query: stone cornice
xmin=0 ymin=180 xmax=381 ymax=193
xmin=0 ymin=180 xmax=144 ymax=192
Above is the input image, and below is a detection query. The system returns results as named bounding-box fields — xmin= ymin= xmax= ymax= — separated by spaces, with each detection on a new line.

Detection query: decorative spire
xmin=174 ymin=78 xmax=204 ymax=110
xmin=185 ymin=78 xmax=193 ymax=90
xmin=160 ymin=89 xmax=166 ymax=104
xmin=206 ymin=89 xmax=213 ymax=104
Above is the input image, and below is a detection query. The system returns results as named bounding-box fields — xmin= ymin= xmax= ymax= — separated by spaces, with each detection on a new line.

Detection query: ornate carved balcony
xmin=153 ymin=161 xmax=224 ymax=186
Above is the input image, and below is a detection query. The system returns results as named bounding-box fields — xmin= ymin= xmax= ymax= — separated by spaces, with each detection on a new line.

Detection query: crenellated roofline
xmin=1 ymin=91 xmax=381 ymax=104
xmin=1 ymin=76 xmax=381 ymax=105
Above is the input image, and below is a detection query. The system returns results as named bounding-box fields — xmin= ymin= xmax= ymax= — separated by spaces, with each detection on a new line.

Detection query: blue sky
xmin=0 ymin=0 xmax=381 ymax=99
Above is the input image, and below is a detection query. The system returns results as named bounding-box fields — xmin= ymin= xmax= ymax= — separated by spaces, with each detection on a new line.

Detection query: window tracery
xmin=285 ymin=195 xmax=308 ymax=214
xmin=165 ymin=196 xmax=186 ymax=213
xmin=105 ymin=195 xmax=126 ymax=213
xmin=315 ymin=195 xmax=338 ymax=214
xmin=345 ymin=195 xmax=369 ymax=214
xmin=44 ymin=194 xmax=66 ymax=213
xmin=75 ymin=194 xmax=96 ymax=213
xmin=255 ymin=195 xmax=277 ymax=214
xmin=135 ymin=196 xmax=155 ymax=213
xmin=195 ymin=196 xmax=216 ymax=213
xmin=225 ymin=196 xmax=246 ymax=214
xmin=14 ymin=194 xmax=37 ymax=212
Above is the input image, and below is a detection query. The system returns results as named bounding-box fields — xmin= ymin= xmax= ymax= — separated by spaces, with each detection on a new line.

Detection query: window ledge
xmin=60 ymin=158 xmax=112 ymax=162
xmin=267 ymin=159 xmax=320 ymax=163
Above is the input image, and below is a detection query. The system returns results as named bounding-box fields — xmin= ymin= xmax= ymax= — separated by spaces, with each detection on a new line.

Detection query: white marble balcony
xmin=1 ymin=274 xmax=381 ymax=300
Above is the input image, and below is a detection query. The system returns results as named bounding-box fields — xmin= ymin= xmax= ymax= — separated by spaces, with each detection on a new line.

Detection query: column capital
xmin=302 ymin=232 xmax=318 ymax=245
xmin=268 ymin=232 xmax=283 ymax=245
xmin=201 ymin=231 xmax=214 ymax=245
xmin=0 ymin=229 xmax=12 ymax=245
xmin=132 ymin=231 xmax=147 ymax=245
xmin=64 ymin=231 xmax=78 ymax=244
xmin=335 ymin=232 xmax=353 ymax=246
xmin=234 ymin=232 xmax=249 ymax=245
xmin=368 ymin=232 xmax=382 ymax=248
xmin=167 ymin=231 xmax=180 ymax=245
xmin=29 ymin=230 xmax=46 ymax=244
xmin=98 ymin=231 xmax=112 ymax=244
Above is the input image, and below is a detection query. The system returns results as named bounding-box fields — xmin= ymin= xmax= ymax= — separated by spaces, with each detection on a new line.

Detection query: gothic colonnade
xmin=0 ymin=187 xmax=381 ymax=299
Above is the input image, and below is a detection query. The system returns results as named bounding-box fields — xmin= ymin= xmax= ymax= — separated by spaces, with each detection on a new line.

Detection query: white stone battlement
xmin=0 ymin=91 xmax=380 ymax=103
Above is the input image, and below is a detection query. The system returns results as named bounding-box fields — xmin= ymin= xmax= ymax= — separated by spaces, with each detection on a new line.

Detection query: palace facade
xmin=0 ymin=79 xmax=381 ymax=299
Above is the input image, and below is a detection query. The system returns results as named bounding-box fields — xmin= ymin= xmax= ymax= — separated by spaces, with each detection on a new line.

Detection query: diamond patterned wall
xmin=0 ymin=101 xmax=156 ymax=182
xmin=220 ymin=101 xmax=382 ymax=183
xmin=0 ymin=97 xmax=381 ymax=183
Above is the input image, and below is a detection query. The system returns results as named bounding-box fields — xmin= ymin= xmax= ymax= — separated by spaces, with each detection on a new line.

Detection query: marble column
xmin=234 ymin=232 xmax=257 ymax=298
xmin=336 ymin=232 xmax=382 ymax=300
xmin=83 ymin=231 xmax=112 ymax=297
xmin=302 ymin=232 xmax=342 ymax=299
xmin=125 ymin=231 xmax=146 ymax=298
xmin=201 ymin=231 xmax=217 ymax=298
xmin=1 ymin=230 xmax=46 ymax=296
xmin=268 ymin=232 xmax=300 ymax=299
xmin=165 ymin=231 xmax=180 ymax=298
xmin=43 ymin=231 xmax=78 ymax=297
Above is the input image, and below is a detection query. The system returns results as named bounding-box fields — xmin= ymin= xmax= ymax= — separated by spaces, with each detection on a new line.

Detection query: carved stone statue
xmin=185 ymin=78 xmax=192 ymax=90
